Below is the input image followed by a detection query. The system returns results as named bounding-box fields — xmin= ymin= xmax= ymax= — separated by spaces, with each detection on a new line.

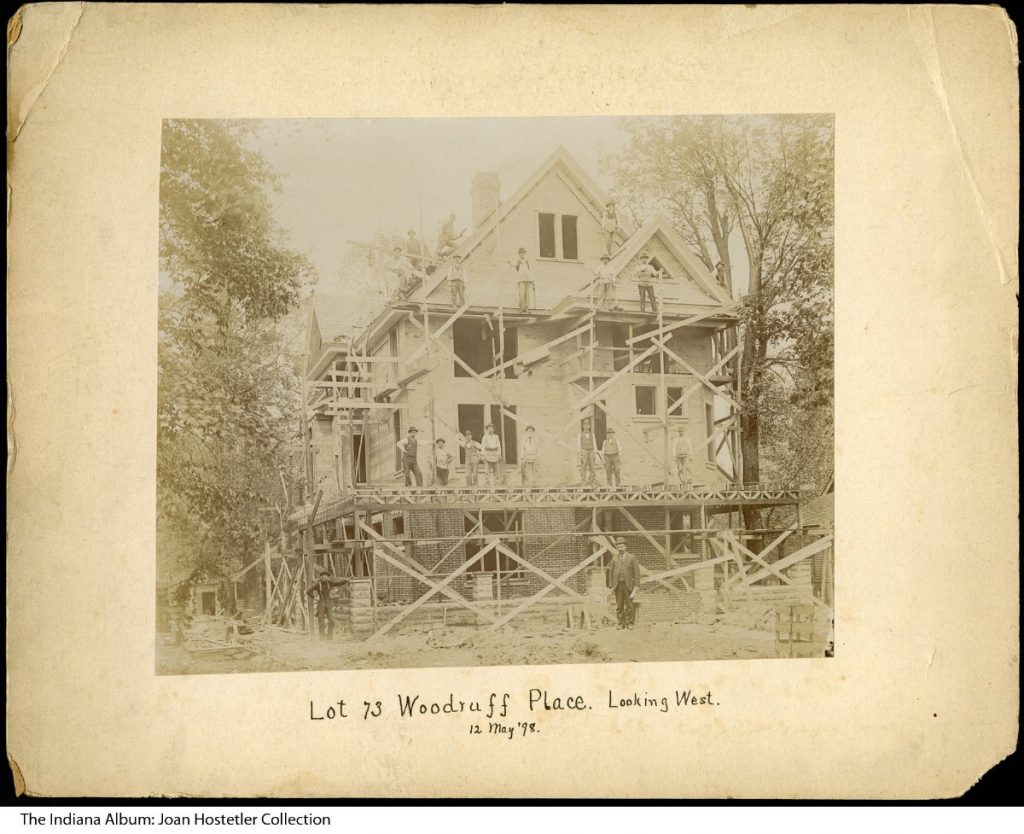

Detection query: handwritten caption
xmin=310 ymin=689 xmax=718 ymax=738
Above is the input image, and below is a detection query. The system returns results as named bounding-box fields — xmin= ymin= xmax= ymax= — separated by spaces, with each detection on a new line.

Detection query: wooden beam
xmin=359 ymin=521 xmax=499 ymax=634
xmin=731 ymin=535 xmax=833 ymax=587
xmin=402 ymin=301 xmax=472 ymax=367
xmin=567 ymin=341 xmax=662 ymax=417
xmin=713 ymin=533 xmax=830 ymax=611
xmin=488 ymin=543 xmax=610 ymax=630
xmin=625 ymin=303 xmax=741 ymax=345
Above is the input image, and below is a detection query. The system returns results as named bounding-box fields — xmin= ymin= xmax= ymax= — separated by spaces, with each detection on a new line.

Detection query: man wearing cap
xmin=305 ymin=566 xmax=350 ymax=640
xmin=396 ymin=426 xmax=423 ymax=487
xmin=577 ymin=417 xmax=599 ymax=486
xmin=601 ymin=200 xmax=619 ymax=255
xmin=432 ymin=438 xmax=453 ymax=486
xmin=606 ymin=537 xmax=640 ymax=629
xmin=600 ymin=427 xmax=622 ymax=487
xmin=458 ymin=429 xmax=483 ymax=486
xmin=520 ymin=424 xmax=540 ymax=486
xmin=448 ymin=253 xmax=469 ymax=306
xmin=510 ymin=247 xmax=534 ymax=312
xmin=634 ymin=253 xmax=660 ymax=313
xmin=592 ymin=253 xmax=617 ymax=310
xmin=481 ymin=423 xmax=503 ymax=487
xmin=387 ymin=245 xmax=416 ymax=298
xmin=673 ymin=424 xmax=693 ymax=485
xmin=405 ymin=229 xmax=423 ymax=260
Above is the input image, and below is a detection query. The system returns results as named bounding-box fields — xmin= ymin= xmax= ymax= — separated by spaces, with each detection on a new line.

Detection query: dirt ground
xmin=156 ymin=618 xmax=784 ymax=676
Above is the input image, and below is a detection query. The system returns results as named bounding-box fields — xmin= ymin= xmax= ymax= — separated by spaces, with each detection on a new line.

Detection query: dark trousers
xmin=604 ymin=455 xmax=621 ymax=486
xmin=435 ymin=467 xmax=449 ymax=486
xmin=403 ymin=459 xmax=423 ymax=486
xmin=638 ymin=285 xmax=657 ymax=312
xmin=614 ymin=583 xmax=635 ymax=626
xmin=315 ymin=600 xmax=335 ymax=638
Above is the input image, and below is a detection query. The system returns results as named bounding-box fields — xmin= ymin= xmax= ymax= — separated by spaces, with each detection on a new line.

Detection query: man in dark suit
xmin=607 ymin=536 xmax=640 ymax=629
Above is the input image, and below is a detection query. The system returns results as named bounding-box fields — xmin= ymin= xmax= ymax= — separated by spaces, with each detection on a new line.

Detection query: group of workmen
xmin=394 ymin=418 xmax=695 ymax=489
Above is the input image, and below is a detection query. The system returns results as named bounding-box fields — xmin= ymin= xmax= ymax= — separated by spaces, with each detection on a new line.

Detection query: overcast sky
xmin=247 ymin=117 xmax=633 ymax=290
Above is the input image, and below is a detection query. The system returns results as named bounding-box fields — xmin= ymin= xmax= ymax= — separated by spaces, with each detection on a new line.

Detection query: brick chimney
xmin=471 ymin=172 xmax=501 ymax=230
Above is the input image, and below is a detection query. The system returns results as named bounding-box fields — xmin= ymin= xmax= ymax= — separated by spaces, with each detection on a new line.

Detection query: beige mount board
xmin=5 ymin=4 xmax=1018 ymax=798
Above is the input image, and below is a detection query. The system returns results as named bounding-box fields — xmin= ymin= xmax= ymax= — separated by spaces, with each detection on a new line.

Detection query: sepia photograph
xmin=155 ymin=115 xmax=836 ymax=675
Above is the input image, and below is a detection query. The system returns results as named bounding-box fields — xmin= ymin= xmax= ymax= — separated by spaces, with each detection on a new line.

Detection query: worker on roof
xmin=592 ymin=253 xmax=618 ymax=311
xmin=673 ymin=424 xmax=693 ymax=487
xmin=606 ymin=536 xmax=639 ymax=629
xmin=481 ymin=423 xmax=503 ymax=488
xmin=634 ymin=252 xmax=660 ymax=314
xmin=601 ymin=199 xmax=619 ymax=255
xmin=432 ymin=438 xmax=453 ymax=487
xmin=458 ymin=429 xmax=483 ymax=487
xmin=305 ymin=566 xmax=350 ymax=641
xmin=437 ymin=213 xmax=465 ymax=259
xmin=520 ymin=425 xmax=540 ymax=486
xmin=600 ymin=427 xmax=622 ymax=488
xmin=396 ymin=426 xmax=423 ymax=487
xmin=387 ymin=246 xmax=417 ymax=300
xmin=405 ymin=229 xmax=423 ymax=260
xmin=509 ymin=247 xmax=534 ymax=312
xmin=448 ymin=253 xmax=469 ymax=307
xmin=577 ymin=417 xmax=599 ymax=487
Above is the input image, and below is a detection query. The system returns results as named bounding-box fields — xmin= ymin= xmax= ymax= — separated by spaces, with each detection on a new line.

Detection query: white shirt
xmin=673 ymin=435 xmax=693 ymax=457
xmin=481 ymin=432 xmax=502 ymax=462
xmin=594 ymin=263 xmax=616 ymax=284
xmin=512 ymin=258 xmax=532 ymax=279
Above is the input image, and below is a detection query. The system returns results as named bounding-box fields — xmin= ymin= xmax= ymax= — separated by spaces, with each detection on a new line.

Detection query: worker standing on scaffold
xmin=601 ymin=427 xmax=622 ymax=487
xmin=481 ymin=423 xmax=503 ymax=488
xmin=520 ymin=425 xmax=540 ymax=486
xmin=635 ymin=252 xmax=660 ymax=313
xmin=578 ymin=417 xmax=599 ymax=486
xmin=396 ymin=426 xmax=423 ymax=487
xmin=510 ymin=247 xmax=534 ymax=312
xmin=459 ymin=429 xmax=483 ymax=486
xmin=448 ymin=253 xmax=468 ymax=306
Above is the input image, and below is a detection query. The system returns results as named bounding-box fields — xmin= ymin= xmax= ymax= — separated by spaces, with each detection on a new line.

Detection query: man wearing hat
xmin=601 ymin=199 xmax=619 ymax=255
xmin=600 ymin=427 xmax=622 ymax=487
xmin=510 ymin=247 xmax=534 ymax=312
xmin=606 ymin=537 xmax=640 ymax=629
xmin=673 ymin=424 xmax=693 ymax=486
xmin=305 ymin=566 xmax=350 ymax=640
xmin=458 ymin=429 xmax=483 ymax=486
xmin=387 ymin=245 xmax=416 ymax=298
xmin=396 ymin=426 xmax=424 ymax=487
xmin=634 ymin=253 xmax=660 ymax=313
xmin=520 ymin=424 xmax=540 ymax=486
xmin=432 ymin=438 xmax=453 ymax=486
xmin=481 ymin=423 xmax=503 ymax=487
xmin=577 ymin=417 xmax=599 ymax=486
xmin=592 ymin=253 xmax=618 ymax=310
xmin=448 ymin=253 xmax=469 ymax=306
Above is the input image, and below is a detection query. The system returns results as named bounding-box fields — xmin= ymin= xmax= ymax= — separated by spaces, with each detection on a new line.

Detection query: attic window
xmin=537 ymin=213 xmax=578 ymax=260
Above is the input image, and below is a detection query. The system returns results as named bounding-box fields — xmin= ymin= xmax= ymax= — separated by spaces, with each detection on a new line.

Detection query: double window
xmin=538 ymin=213 xmax=578 ymax=260
xmin=634 ymin=385 xmax=690 ymax=419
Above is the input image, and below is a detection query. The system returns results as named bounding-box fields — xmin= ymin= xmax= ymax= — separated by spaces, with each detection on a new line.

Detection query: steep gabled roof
xmin=415 ymin=146 xmax=634 ymax=303
xmin=468 ymin=145 xmax=634 ymax=257
xmin=609 ymin=215 xmax=734 ymax=306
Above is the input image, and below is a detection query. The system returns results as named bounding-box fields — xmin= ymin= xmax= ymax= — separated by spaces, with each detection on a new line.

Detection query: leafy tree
xmin=607 ymin=115 xmax=834 ymax=495
xmin=158 ymin=120 xmax=314 ymax=592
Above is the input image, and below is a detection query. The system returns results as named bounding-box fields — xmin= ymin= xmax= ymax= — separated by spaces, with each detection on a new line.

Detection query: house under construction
xmin=259 ymin=147 xmax=834 ymax=643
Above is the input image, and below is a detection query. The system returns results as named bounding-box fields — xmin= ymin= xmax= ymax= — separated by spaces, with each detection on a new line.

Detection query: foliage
xmin=607 ymin=115 xmax=834 ymax=491
xmin=158 ymin=120 xmax=313 ymax=584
